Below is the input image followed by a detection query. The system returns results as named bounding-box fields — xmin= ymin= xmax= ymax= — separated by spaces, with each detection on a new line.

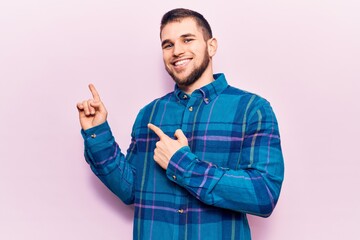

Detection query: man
xmin=77 ymin=8 xmax=284 ymax=240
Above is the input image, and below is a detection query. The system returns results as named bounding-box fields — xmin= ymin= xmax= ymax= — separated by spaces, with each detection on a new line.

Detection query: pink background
xmin=1 ymin=0 xmax=359 ymax=239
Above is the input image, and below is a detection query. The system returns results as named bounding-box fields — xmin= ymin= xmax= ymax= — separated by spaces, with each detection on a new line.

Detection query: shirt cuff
xmin=166 ymin=146 xmax=197 ymax=186
xmin=81 ymin=121 xmax=113 ymax=149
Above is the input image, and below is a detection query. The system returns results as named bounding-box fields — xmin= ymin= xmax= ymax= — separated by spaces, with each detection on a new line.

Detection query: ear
xmin=207 ymin=38 xmax=218 ymax=57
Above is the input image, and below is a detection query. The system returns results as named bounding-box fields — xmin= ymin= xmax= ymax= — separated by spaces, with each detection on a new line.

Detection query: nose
xmin=173 ymin=42 xmax=185 ymax=56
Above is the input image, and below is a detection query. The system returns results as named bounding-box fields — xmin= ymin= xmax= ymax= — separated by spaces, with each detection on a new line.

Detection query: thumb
xmin=174 ymin=129 xmax=188 ymax=145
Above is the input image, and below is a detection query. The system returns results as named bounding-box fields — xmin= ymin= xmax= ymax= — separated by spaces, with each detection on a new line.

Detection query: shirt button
xmin=183 ymin=95 xmax=188 ymax=99
xmin=172 ymin=175 xmax=177 ymax=180
xmin=188 ymin=106 xmax=193 ymax=112
xmin=177 ymin=209 xmax=184 ymax=214
xmin=91 ymin=134 xmax=96 ymax=138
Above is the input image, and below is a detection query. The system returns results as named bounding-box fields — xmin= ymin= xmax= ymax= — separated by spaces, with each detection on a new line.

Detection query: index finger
xmin=89 ymin=84 xmax=101 ymax=101
xmin=148 ymin=123 xmax=167 ymax=140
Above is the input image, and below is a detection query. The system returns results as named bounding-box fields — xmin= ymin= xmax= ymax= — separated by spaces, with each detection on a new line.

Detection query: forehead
xmin=160 ymin=17 xmax=204 ymax=41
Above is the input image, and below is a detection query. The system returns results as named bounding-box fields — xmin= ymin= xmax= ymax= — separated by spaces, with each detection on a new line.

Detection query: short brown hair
xmin=160 ymin=8 xmax=213 ymax=40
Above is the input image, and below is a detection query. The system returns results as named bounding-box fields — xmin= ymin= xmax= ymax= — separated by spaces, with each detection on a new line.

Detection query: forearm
xmin=82 ymin=121 xmax=136 ymax=205
xmin=166 ymin=102 xmax=284 ymax=217
xmin=166 ymin=146 xmax=283 ymax=217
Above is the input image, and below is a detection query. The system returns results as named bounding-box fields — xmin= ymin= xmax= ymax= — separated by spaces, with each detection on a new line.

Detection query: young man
xmin=77 ymin=8 xmax=284 ymax=240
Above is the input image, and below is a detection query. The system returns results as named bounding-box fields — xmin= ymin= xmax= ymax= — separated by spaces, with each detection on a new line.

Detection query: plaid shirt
xmin=82 ymin=73 xmax=284 ymax=240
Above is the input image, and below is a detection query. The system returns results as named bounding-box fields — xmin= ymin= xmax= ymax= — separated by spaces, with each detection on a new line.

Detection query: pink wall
xmin=1 ymin=1 xmax=359 ymax=239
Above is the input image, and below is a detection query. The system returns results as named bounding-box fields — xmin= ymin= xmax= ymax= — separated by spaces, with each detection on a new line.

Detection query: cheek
xmin=195 ymin=50 xmax=207 ymax=61
xmin=193 ymin=44 xmax=208 ymax=58
xmin=162 ymin=53 xmax=172 ymax=64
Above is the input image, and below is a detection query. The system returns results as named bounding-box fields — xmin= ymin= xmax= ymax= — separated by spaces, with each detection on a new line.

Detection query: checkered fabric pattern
xmin=82 ymin=73 xmax=284 ymax=240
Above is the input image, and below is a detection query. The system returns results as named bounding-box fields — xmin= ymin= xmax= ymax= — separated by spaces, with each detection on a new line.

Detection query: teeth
xmin=174 ymin=59 xmax=190 ymax=66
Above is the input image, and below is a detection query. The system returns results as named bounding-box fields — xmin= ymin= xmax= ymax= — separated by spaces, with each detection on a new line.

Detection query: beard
xmin=165 ymin=50 xmax=210 ymax=87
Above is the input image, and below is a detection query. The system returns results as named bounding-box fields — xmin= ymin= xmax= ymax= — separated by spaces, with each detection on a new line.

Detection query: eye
xmin=184 ymin=38 xmax=194 ymax=43
xmin=163 ymin=43 xmax=173 ymax=49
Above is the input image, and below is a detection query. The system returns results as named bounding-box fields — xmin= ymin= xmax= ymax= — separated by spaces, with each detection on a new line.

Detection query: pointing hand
xmin=76 ymin=84 xmax=108 ymax=130
xmin=148 ymin=123 xmax=188 ymax=170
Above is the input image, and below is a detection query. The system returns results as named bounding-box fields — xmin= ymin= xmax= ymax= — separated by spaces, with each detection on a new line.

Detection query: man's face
xmin=160 ymin=18 xmax=211 ymax=87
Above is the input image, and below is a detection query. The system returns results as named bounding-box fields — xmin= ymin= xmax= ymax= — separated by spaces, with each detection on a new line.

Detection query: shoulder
xmin=222 ymin=84 xmax=271 ymax=110
xmin=221 ymin=84 xmax=279 ymax=127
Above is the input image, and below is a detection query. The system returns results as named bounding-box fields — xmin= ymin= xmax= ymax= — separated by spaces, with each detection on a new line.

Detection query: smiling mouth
xmin=173 ymin=58 xmax=191 ymax=66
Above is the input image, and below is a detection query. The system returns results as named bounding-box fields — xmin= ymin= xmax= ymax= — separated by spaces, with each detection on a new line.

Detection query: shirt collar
xmin=174 ymin=73 xmax=228 ymax=104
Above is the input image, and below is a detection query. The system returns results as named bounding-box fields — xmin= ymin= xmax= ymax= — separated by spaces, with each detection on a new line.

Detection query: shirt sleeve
xmin=165 ymin=101 xmax=284 ymax=217
xmin=81 ymin=121 xmax=136 ymax=205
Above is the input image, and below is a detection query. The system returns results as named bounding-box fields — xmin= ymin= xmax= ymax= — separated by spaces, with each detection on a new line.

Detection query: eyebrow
xmin=161 ymin=33 xmax=197 ymax=47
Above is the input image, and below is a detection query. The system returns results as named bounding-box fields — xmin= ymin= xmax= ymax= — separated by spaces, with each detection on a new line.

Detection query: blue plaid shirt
xmin=82 ymin=73 xmax=284 ymax=240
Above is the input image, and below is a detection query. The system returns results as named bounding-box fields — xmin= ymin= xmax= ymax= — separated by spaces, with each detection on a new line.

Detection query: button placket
xmin=181 ymin=96 xmax=199 ymax=138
